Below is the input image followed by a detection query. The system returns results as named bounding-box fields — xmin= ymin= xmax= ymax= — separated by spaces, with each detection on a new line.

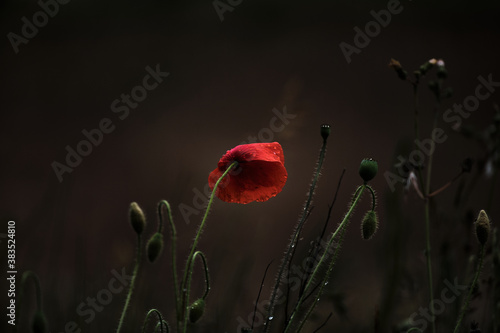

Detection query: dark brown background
xmin=1 ymin=0 xmax=499 ymax=332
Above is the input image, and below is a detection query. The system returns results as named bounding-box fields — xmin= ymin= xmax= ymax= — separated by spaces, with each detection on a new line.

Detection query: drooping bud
xmin=189 ymin=298 xmax=205 ymax=323
xmin=361 ymin=210 xmax=379 ymax=240
xmin=320 ymin=124 xmax=331 ymax=142
xmin=359 ymin=158 xmax=378 ymax=183
xmin=129 ymin=202 xmax=146 ymax=235
xmin=147 ymin=232 xmax=164 ymax=263
xmin=388 ymin=58 xmax=407 ymax=80
xmin=32 ymin=311 xmax=48 ymax=333
xmin=475 ymin=210 xmax=491 ymax=246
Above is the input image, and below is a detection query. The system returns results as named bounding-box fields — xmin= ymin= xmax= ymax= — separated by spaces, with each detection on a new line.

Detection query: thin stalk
xmin=264 ymin=137 xmax=329 ymax=332
xmin=158 ymin=201 xmax=180 ymax=327
xmin=142 ymin=309 xmax=167 ymax=333
xmin=294 ymin=213 xmax=349 ymax=333
xmin=117 ymin=234 xmax=142 ymax=333
xmin=182 ymin=251 xmax=210 ymax=332
xmin=423 ymin=102 xmax=441 ymax=333
xmin=412 ymin=83 xmax=426 ymax=194
xmin=284 ymin=185 xmax=365 ymax=332
xmin=179 ymin=161 xmax=238 ymax=332
xmin=453 ymin=245 xmax=486 ymax=333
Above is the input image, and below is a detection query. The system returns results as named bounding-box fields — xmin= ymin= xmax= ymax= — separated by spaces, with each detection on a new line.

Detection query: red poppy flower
xmin=208 ymin=142 xmax=288 ymax=204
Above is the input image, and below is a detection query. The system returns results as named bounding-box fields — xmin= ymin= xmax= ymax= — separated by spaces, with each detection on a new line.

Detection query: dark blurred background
xmin=1 ymin=0 xmax=500 ymax=332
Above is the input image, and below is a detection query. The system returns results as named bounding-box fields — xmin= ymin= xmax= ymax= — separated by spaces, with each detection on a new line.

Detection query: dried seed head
xmin=189 ymin=298 xmax=205 ymax=323
xmin=361 ymin=210 xmax=379 ymax=240
xmin=359 ymin=158 xmax=378 ymax=183
xmin=147 ymin=232 xmax=164 ymax=263
xmin=320 ymin=124 xmax=331 ymax=142
xmin=389 ymin=58 xmax=407 ymax=80
xmin=475 ymin=210 xmax=491 ymax=246
xmin=129 ymin=202 xmax=146 ymax=235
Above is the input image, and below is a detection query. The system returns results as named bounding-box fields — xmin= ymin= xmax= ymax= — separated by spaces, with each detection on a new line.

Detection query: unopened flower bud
xmin=189 ymin=298 xmax=205 ymax=323
xmin=475 ymin=210 xmax=491 ymax=246
xmin=361 ymin=210 xmax=379 ymax=240
xmin=321 ymin=124 xmax=331 ymax=141
xmin=129 ymin=202 xmax=146 ymax=235
xmin=359 ymin=158 xmax=378 ymax=183
xmin=32 ymin=311 xmax=48 ymax=333
xmin=147 ymin=232 xmax=164 ymax=263
xmin=389 ymin=58 xmax=407 ymax=80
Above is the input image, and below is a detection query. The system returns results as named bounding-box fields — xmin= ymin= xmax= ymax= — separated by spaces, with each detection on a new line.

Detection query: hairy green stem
xmin=294 ymin=211 xmax=349 ymax=332
xmin=284 ymin=185 xmax=365 ymax=332
xmin=117 ymin=234 xmax=142 ymax=333
xmin=179 ymin=161 xmax=238 ymax=332
xmin=142 ymin=309 xmax=167 ymax=333
xmin=158 ymin=201 xmax=179 ymax=329
xmin=453 ymin=245 xmax=486 ymax=333
xmin=264 ymin=138 xmax=328 ymax=332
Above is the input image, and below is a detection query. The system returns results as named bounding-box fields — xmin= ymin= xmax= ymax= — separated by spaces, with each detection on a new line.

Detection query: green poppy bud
xmin=361 ymin=210 xmax=379 ymax=240
xmin=359 ymin=158 xmax=378 ymax=183
xmin=475 ymin=210 xmax=490 ymax=246
xmin=147 ymin=232 xmax=164 ymax=263
xmin=189 ymin=298 xmax=205 ymax=323
xmin=129 ymin=202 xmax=146 ymax=235
xmin=32 ymin=311 xmax=48 ymax=333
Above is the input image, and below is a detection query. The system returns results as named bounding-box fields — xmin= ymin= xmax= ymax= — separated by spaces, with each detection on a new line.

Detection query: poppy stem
xmin=284 ymin=185 xmax=366 ymax=333
xmin=453 ymin=245 xmax=486 ymax=333
xmin=117 ymin=233 xmax=142 ymax=333
xmin=179 ymin=160 xmax=238 ymax=332
xmin=265 ymin=135 xmax=329 ymax=332
xmin=158 ymin=200 xmax=179 ymax=328
xmin=141 ymin=309 xmax=168 ymax=333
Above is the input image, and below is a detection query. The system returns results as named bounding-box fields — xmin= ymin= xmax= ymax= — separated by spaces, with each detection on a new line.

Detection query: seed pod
xmin=189 ymin=298 xmax=205 ymax=323
xmin=129 ymin=202 xmax=146 ymax=235
xmin=320 ymin=124 xmax=331 ymax=141
xmin=475 ymin=210 xmax=491 ymax=246
xmin=359 ymin=158 xmax=378 ymax=183
xmin=361 ymin=210 xmax=379 ymax=240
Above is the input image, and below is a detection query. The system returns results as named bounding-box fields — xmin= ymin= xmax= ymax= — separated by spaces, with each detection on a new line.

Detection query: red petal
xmin=208 ymin=142 xmax=287 ymax=204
